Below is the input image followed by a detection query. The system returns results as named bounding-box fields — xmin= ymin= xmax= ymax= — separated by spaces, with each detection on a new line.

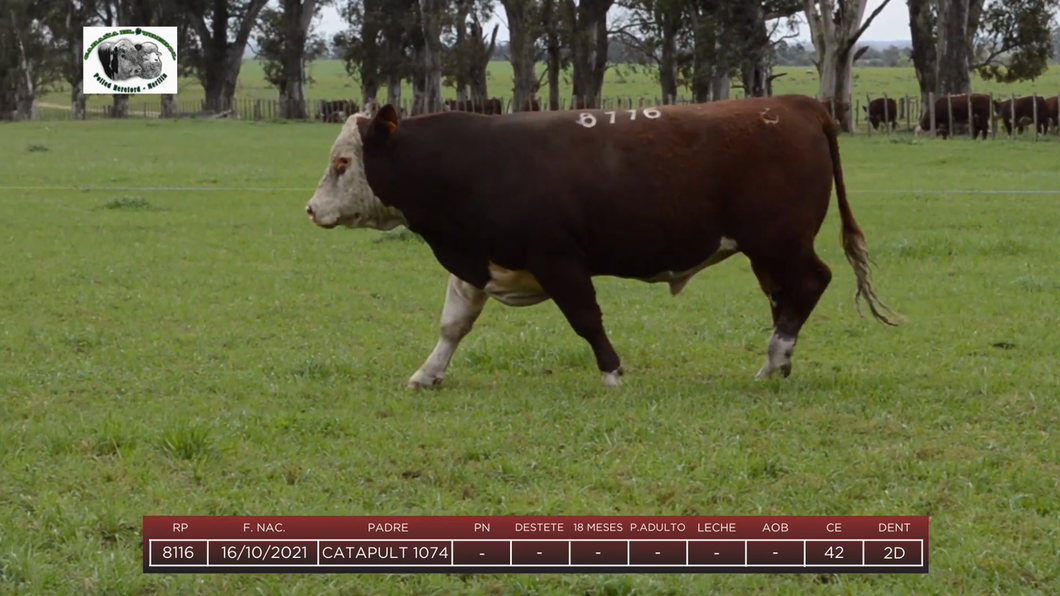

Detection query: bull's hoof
xmin=601 ymin=367 xmax=624 ymax=387
xmin=754 ymin=363 xmax=792 ymax=380
xmin=407 ymin=370 xmax=444 ymax=390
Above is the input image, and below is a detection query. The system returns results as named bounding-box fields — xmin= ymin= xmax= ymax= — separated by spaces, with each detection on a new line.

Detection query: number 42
xmin=576 ymin=108 xmax=661 ymax=128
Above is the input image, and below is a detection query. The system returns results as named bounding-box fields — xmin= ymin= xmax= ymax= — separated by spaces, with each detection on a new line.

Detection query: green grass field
xmin=36 ymin=60 xmax=1060 ymax=120
xmin=1 ymin=118 xmax=1059 ymax=595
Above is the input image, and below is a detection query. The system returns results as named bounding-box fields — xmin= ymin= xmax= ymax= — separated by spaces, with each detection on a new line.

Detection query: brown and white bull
xmin=304 ymin=95 xmax=900 ymax=388
xmin=915 ymin=93 xmax=991 ymax=139
xmin=863 ymin=97 xmax=901 ymax=131
xmin=993 ymin=96 xmax=1050 ymax=136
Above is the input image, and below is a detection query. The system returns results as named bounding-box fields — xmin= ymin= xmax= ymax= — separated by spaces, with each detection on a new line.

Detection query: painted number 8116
xmin=576 ymin=108 xmax=662 ymax=128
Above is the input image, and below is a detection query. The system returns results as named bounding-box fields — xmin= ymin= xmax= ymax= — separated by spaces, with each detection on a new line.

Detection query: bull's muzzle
xmin=305 ymin=204 xmax=338 ymax=229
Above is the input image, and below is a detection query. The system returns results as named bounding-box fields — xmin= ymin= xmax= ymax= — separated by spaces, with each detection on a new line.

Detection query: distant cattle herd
xmin=313 ymin=93 xmax=1060 ymax=139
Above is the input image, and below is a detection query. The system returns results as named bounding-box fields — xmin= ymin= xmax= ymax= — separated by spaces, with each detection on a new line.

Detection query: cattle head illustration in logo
xmin=98 ymin=37 xmax=163 ymax=81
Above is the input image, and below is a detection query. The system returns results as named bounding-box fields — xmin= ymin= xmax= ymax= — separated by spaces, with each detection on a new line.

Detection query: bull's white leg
xmin=407 ymin=274 xmax=488 ymax=389
xmin=755 ymin=331 xmax=796 ymax=380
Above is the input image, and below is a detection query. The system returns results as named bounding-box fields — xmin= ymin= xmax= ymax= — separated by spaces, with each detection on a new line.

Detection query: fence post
xmin=929 ymin=92 xmax=936 ymax=136
xmin=883 ymin=92 xmax=891 ymax=135
xmin=1033 ymin=93 xmax=1039 ymax=141
xmin=1009 ymin=93 xmax=1016 ymax=139
xmin=863 ymin=93 xmax=870 ymax=135
xmin=945 ymin=94 xmax=953 ymax=140
xmin=904 ymin=95 xmax=910 ymax=132
xmin=988 ymin=93 xmax=995 ymax=140
xmin=967 ymin=93 xmax=973 ymax=139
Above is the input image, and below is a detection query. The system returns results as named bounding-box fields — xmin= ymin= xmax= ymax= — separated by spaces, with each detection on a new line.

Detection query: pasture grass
xmin=1 ymin=119 xmax=1059 ymax=595
xmin=37 ymin=60 xmax=1060 ymax=120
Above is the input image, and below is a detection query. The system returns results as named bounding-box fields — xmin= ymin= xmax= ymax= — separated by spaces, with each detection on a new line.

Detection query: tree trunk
xmin=282 ymin=57 xmax=308 ymax=119
xmin=188 ymin=0 xmax=268 ymax=112
xmin=71 ymin=83 xmax=86 ymax=119
xmin=687 ymin=10 xmax=712 ymax=103
xmin=738 ymin=3 xmax=771 ymax=97
xmin=382 ymin=11 xmax=405 ymax=109
xmin=412 ymin=0 xmax=444 ymax=115
xmin=742 ymin=62 xmax=769 ymax=98
xmin=112 ymin=94 xmax=129 ymax=118
xmin=907 ymin=0 xmax=937 ymax=112
xmin=161 ymin=94 xmax=177 ymax=118
xmin=67 ymin=6 xmax=86 ymax=120
xmin=11 ymin=11 xmax=38 ymax=120
xmin=222 ymin=49 xmax=243 ymax=110
xmin=468 ymin=22 xmax=498 ymax=106
xmin=966 ymin=0 xmax=986 ymax=57
xmin=387 ymin=75 xmax=402 ymax=109
xmin=936 ymin=0 xmax=971 ymax=95
xmin=16 ymin=93 xmax=38 ymax=121
xmin=831 ymin=48 xmax=854 ymax=109
xmin=659 ymin=26 xmax=678 ymax=102
xmin=564 ymin=0 xmax=613 ymax=109
xmin=280 ymin=0 xmax=315 ymax=120
xmin=590 ymin=18 xmax=608 ymax=98
xmin=803 ymin=0 xmax=888 ymax=132
xmin=453 ymin=10 xmax=470 ymax=102
xmin=710 ymin=16 xmax=731 ymax=101
xmin=359 ymin=0 xmax=382 ymax=105
xmin=502 ymin=0 xmax=538 ymax=111
xmin=542 ymin=0 xmax=561 ymax=110
xmin=711 ymin=71 xmax=730 ymax=101
xmin=0 ymin=91 xmax=15 ymax=120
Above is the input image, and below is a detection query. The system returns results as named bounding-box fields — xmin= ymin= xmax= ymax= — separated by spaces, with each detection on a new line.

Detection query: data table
xmin=144 ymin=516 xmax=928 ymax=574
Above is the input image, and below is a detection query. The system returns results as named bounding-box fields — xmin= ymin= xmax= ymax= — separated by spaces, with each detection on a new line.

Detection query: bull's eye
xmin=333 ymin=156 xmax=351 ymax=176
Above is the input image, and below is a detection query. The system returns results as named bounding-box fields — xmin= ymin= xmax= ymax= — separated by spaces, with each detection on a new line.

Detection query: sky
xmin=312 ymin=0 xmax=913 ymax=45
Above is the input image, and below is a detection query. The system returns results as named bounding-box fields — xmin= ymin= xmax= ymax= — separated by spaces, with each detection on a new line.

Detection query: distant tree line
xmin=1 ymin=0 xmax=1057 ymax=128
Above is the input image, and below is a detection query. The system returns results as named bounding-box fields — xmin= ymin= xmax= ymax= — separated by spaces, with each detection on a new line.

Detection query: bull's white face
xmin=114 ymin=40 xmax=142 ymax=79
xmin=139 ymin=43 xmax=163 ymax=79
xmin=305 ymin=113 xmax=406 ymax=231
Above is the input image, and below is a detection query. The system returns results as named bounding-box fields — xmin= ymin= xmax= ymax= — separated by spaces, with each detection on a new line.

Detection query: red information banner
xmin=143 ymin=516 xmax=928 ymax=574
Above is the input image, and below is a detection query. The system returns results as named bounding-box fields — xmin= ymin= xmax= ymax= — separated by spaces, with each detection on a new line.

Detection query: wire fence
xmin=13 ymin=92 xmax=1060 ymax=140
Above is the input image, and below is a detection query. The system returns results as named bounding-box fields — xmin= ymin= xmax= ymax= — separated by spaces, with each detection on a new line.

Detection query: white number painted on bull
xmin=576 ymin=108 xmax=661 ymax=127
xmin=576 ymin=112 xmax=597 ymax=128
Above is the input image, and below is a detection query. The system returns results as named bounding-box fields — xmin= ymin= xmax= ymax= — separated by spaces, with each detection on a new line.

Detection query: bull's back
xmin=475 ymin=97 xmax=837 ymax=274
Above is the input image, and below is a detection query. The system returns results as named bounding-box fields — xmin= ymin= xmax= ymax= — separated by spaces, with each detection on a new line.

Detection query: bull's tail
xmin=821 ymin=111 xmax=903 ymax=326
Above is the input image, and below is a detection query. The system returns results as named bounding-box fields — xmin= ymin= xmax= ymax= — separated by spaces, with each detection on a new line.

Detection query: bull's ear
xmin=372 ymin=104 xmax=400 ymax=137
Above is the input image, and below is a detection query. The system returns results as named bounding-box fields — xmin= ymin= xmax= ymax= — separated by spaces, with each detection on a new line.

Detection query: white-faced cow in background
xmin=305 ymin=95 xmax=900 ymax=388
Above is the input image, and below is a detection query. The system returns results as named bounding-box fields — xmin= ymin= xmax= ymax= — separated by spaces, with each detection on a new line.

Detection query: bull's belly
xmin=632 ymin=236 xmax=739 ymax=295
xmin=485 ymin=263 xmax=550 ymax=307
xmin=483 ymin=237 xmax=739 ymax=307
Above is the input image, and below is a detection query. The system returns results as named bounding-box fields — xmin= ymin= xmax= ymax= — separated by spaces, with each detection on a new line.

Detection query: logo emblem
xmin=83 ymin=27 xmax=178 ymax=94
